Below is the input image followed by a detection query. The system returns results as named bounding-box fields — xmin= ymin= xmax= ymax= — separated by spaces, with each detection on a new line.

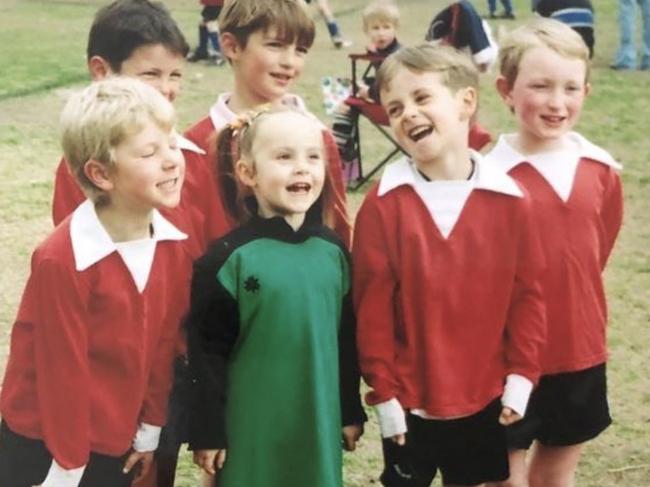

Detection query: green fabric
xmin=217 ymin=236 xmax=348 ymax=487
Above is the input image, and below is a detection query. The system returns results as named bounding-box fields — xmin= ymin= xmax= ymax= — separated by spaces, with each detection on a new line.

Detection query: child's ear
xmin=584 ymin=82 xmax=592 ymax=98
xmin=235 ymin=159 xmax=256 ymax=188
xmin=88 ymin=56 xmax=114 ymax=81
xmin=84 ymin=159 xmax=114 ymax=191
xmin=220 ymin=32 xmax=241 ymax=61
xmin=495 ymin=76 xmax=513 ymax=105
xmin=458 ymin=86 xmax=478 ymax=121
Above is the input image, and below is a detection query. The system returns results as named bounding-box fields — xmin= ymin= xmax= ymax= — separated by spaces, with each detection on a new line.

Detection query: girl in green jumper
xmin=187 ymin=107 xmax=366 ymax=487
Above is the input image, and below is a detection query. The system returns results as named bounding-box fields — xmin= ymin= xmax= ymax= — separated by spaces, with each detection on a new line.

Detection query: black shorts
xmin=201 ymin=5 xmax=222 ymax=21
xmin=381 ymin=398 xmax=509 ymax=486
xmin=0 ymin=421 xmax=134 ymax=487
xmin=506 ymin=362 xmax=611 ymax=449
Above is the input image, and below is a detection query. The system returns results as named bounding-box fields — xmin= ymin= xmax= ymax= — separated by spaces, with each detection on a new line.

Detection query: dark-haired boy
xmin=52 ymin=0 xmax=203 ymax=225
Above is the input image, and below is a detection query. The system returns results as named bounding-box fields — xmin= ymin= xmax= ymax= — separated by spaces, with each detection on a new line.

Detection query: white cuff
xmin=41 ymin=459 xmax=85 ymax=487
xmin=374 ymin=398 xmax=407 ymax=438
xmin=132 ymin=423 xmax=161 ymax=452
xmin=501 ymin=373 xmax=534 ymax=417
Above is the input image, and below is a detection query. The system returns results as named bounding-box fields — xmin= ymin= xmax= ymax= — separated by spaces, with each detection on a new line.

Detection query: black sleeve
xmin=187 ymin=248 xmax=240 ymax=450
xmin=339 ymin=274 xmax=367 ymax=426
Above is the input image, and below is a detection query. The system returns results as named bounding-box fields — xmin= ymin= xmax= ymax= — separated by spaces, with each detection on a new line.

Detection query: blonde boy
xmin=0 ymin=78 xmax=192 ymax=487
xmin=486 ymin=18 xmax=623 ymax=487
xmin=353 ymin=44 xmax=546 ymax=487
xmin=183 ymin=0 xmax=351 ymax=247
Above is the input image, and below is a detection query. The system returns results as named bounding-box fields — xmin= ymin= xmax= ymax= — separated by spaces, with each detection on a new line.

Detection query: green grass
xmin=1 ymin=0 xmax=649 ymax=485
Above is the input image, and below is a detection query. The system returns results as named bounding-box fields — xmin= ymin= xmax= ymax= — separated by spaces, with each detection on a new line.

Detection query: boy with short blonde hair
xmin=362 ymin=0 xmax=400 ymax=31
xmin=353 ymin=44 xmax=546 ymax=487
xmin=486 ymin=18 xmax=623 ymax=487
xmin=0 ymin=78 xmax=192 ymax=487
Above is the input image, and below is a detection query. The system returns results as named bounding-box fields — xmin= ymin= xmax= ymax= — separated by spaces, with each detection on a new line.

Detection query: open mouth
xmin=157 ymin=177 xmax=178 ymax=190
xmin=408 ymin=125 xmax=433 ymax=142
xmin=541 ymin=115 xmax=566 ymax=124
xmin=286 ymin=182 xmax=311 ymax=193
xmin=271 ymin=72 xmax=292 ymax=83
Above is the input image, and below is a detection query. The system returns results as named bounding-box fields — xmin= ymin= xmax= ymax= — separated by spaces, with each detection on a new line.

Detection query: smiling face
xmin=498 ymin=46 xmax=589 ymax=153
xmin=381 ymin=68 xmax=475 ymax=168
xmin=116 ymin=44 xmax=185 ymax=103
xmin=365 ymin=18 xmax=397 ymax=51
xmin=237 ymin=112 xmax=325 ymax=229
xmin=224 ymin=27 xmax=307 ymax=107
xmin=108 ymin=120 xmax=185 ymax=212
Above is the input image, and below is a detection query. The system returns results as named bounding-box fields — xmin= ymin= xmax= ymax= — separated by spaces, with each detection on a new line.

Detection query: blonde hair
xmin=362 ymin=0 xmax=400 ymax=31
xmin=219 ymin=0 xmax=315 ymax=50
xmin=376 ymin=43 xmax=479 ymax=96
xmin=499 ymin=18 xmax=591 ymax=87
xmin=60 ymin=77 xmax=175 ymax=205
xmin=215 ymin=107 xmax=337 ymax=229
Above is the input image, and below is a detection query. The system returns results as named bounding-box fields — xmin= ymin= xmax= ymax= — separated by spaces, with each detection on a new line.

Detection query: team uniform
xmin=485 ymin=131 xmax=623 ymax=447
xmin=183 ymin=93 xmax=352 ymax=247
xmin=0 ymin=201 xmax=193 ymax=487
xmin=187 ymin=214 xmax=365 ymax=487
xmin=353 ymin=153 xmax=546 ymax=486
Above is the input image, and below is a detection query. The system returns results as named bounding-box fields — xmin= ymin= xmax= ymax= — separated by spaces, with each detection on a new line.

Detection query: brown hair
xmin=376 ymin=43 xmax=479 ymax=96
xmin=215 ymin=107 xmax=337 ymax=229
xmin=498 ymin=18 xmax=591 ymax=87
xmin=219 ymin=0 xmax=315 ymax=50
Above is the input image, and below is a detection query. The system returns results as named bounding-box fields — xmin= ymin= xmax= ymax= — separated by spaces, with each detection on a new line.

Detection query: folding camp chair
xmin=342 ymin=52 xmax=407 ymax=190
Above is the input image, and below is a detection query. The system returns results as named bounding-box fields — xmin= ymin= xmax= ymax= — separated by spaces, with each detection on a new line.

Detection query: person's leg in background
xmin=612 ymin=0 xmax=638 ymax=69
xmin=639 ymin=0 xmax=650 ymax=69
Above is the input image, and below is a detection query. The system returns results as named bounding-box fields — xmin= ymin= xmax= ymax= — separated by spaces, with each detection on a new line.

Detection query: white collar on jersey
xmin=485 ymin=132 xmax=622 ymax=202
xmin=378 ymin=151 xmax=523 ymax=198
xmin=70 ymin=199 xmax=187 ymax=272
xmin=208 ymin=92 xmax=323 ymax=131
xmin=177 ymin=133 xmax=205 ymax=155
xmin=378 ymin=151 xmax=522 ymax=238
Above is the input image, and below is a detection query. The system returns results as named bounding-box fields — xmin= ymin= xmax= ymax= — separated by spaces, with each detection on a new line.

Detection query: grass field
xmin=0 ymin=0 xmax=648 ymax=485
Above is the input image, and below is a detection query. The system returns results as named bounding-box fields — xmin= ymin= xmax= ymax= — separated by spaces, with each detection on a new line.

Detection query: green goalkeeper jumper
xmin=187 ymin=215 xmax=365 ymax=487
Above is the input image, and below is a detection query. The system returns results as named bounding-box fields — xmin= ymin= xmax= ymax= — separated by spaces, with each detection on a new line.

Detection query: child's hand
xmin=391 ymin=433 xmax=406 ymax=445
xmin=342 ymin=423 xmax=364 ymax=451
xmin=366 ymin=42 xmax=378 ymax=53
xmin=122 ymin=450 xmax=154 ymax=480
xmin=499 ymin=406 xmax=522 ymax=426
xmin=193 ymin=449 xmax=227 ymax=475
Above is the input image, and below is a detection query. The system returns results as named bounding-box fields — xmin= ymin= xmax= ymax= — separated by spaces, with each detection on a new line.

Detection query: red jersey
xmin=0 ymin=202 xmax=193 ymax=470
xmin=353 ymin=154 xmax=546 ymax=418
xmin=486 ymin=132 xmax=623 ymax=374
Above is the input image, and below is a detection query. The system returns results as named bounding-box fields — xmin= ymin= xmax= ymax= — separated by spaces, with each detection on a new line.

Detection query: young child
xmin=183 ymin=0 xmax=351 ymax=247
xmin=352 ymin=44 xmax=546 ymax=487
xmin=186 ymin=108 xmax=366 ymax=487
xmin=51 ymin=0 xmax=204 ymax=226
xmin=0 ymin=78 xmax=191 ymax=487
xmin=331 ymin=0 xmax=401 ymax=180
xmin=486 ymin=18 xmax=623 ymax=487
xmin=187 ymin=0 xmax=226 ymax=66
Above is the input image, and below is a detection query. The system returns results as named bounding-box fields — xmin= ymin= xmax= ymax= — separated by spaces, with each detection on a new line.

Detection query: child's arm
xmin=598 ymin=169 xmax=623 ymax=269
xmin=186 ymin=245 xmax=239 ymax=465
xmin=26 ymin=254 xmax=92 ymax=486
xmin=352 ymin=193 xmax=406 ymax=440
xmin=338 ymin=274 xmax=368 ymax=451
xmin=52 ymin=157 xmax=85 ymax=226
xmin=501 ymin=197 xmax=547 ymax=418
